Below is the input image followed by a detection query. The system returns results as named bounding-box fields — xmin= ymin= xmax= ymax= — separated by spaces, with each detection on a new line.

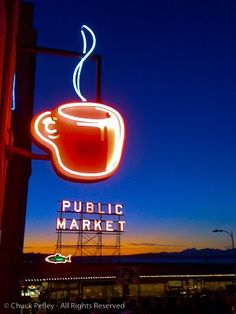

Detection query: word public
xmin=61 ymin=200 xmax=123 ymax=215
xmin=56 ymin=200 xmax=126 ymax=232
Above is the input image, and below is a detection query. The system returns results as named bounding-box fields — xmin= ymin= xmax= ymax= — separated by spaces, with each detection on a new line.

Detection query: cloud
xmin=129 ymin=242 xmax=158 ymax=247
xmin=129 ymin=242 xmax=186 ymax=248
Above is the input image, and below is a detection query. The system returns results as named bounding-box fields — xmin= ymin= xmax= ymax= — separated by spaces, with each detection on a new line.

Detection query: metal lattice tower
xmin=55 ymin=201 xmax=124 ymax=260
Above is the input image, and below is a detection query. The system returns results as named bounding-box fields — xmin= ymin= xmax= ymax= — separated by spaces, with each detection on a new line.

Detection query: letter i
xmin=107 ymin=203 xmax=112 ymax=214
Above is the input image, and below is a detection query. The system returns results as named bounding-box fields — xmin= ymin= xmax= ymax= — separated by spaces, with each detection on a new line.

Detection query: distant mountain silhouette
xmin=178 ymin=248 xmax=234 ymax=256
xmin=125 ymin=248 xmax=236 ymax=258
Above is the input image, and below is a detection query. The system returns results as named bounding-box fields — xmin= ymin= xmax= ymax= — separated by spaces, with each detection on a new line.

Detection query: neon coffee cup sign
xmin=31 ymin=26 xmax=125 ymax=182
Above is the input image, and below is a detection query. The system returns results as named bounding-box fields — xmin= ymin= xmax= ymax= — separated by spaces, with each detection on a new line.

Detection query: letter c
xmin=31 ymin=111 xmax=59 ymax=149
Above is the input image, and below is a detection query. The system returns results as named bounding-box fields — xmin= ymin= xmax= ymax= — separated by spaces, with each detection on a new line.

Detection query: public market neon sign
xmin=45 ymin=200 xmax=126 ymax=264
xmin=56 ymin=200 xmax=126 ymax=232
xmin=31 ymin=26 xmax=125 ymax=182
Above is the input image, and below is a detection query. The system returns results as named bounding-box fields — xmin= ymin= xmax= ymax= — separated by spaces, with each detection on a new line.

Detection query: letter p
xmin=62 ymin=200 xmax=71 ymax=211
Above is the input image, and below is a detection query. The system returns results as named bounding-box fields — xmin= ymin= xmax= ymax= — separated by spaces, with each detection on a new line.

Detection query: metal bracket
xmin=6 ymin=145 xmax=50 ymax=160
xmin=20 ymin=45 xmax=102 ymax=103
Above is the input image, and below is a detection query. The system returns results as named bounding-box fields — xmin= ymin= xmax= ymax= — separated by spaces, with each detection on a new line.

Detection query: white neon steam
xmin=33 ymin=103 xmax=125 ymax=179
xmin=73 ymin=25 xmax=96 ymax=101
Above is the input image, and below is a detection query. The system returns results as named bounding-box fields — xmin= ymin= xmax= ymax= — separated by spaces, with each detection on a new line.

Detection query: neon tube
xmin=72 ymin=25 xmax=96 ymax=101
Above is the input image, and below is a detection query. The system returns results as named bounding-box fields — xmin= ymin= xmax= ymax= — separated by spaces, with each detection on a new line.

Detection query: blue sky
xmin=24 ymin=0 xmax=236 ymax=254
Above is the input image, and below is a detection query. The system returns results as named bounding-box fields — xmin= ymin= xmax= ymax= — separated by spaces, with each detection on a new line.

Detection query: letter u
xmin=74 ymin=201 xmax=82 ymax=212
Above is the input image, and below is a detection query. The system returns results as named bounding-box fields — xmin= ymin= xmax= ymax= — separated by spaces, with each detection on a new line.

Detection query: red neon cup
xmin=31 ymin=102 xmax=125 ymax=182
